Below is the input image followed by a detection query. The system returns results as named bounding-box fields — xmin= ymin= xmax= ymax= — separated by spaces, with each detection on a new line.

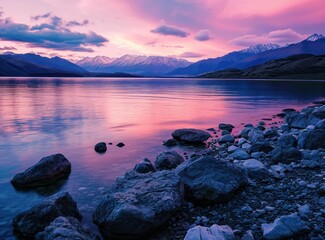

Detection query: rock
xmin=11 ymin=154 xmax=71 ymax=188
xmin=219 ymin=134 xmax=235 ymax=144
xmin=315 ymin=119 xmax=325 ymax=129
xmin=172 ymin=128 xmax=211 ymax=143
xmin=92 ymin=170 xmax=184 ymax=239
xmin=35 ymin=217 xmax=98 ymax=240
xmin=301 ymin=160 xmax=320 ymax=169
xmin=219 ymin=123 xmax=235 ymax=133
xmin=248 ymin=128 xmax=264 ymax=143
xmin=222 ymin=130 xmax=230 ymax=136
xmin=285 ymin=112 xmax=320 ymax=129
xmin=242 ymin=159 xmax=269 ymax=180
xmin=250 ymin=140 xmax=273 ymax=153
xmin=184 ymin=224 xmax=235 ymax=240
xmin=312 ymin=105 xmax=325 ymax=118
xmin=276 ymin=134 xmax=297 ymax=148
xmin=241 ymin=230 xmax=254 ymax=240
xmin=242 ymin=143 xmax=251 ymax=150
xmin=261 ymin=213 xmax=309 ymax=239
xmin=228 ymin=145 xmax=239 ymax=153
xmin=176 ymin=156 xmax=248 ymax=203
xmin=163 ymin=138 xmax=178 ymax=147
xmin=271 ymin=147 xmax=302 ymax=164
xmin=230 ymin=150 xmax=250 ymax=160
xmin=282 ymin=108 xmax=296 ymax=113
xmin=263 ymin=128 xmax=279 ymax=138
xmin=298 ymin=204 xmax=311 ymax=218
xmin=207 ymin=128 xmax=216 ymax=131
xmin=155 ymin=151 xmax=184 ymax=170
xmin=134 ymin=158 xmax=155 ymax=173
xmin=298 ymin=129 xmax=325 ymax=149
xmin=240 ymin=127 xmax=252 ymax=139
xmin=116 ymin=142 xmax=125 ymax=148
xmin=94 ymin=142 xmax=107 ymax=153
xmin=12 ymin=192 xmax=81 ymax=238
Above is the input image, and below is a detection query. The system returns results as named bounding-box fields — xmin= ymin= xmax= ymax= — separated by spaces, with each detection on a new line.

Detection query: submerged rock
xmin=155 ymin=151 xmax=184 ymax=170
xmin=12 ymin=192 xmax=81 ymax=238
xmin=92 ymin=170 xmax=184 ymax=239
xmin=116 ymin=142 xmax=125 ymax=148
xmin=177 ymin=156 xmax=248 ymax=204
xmin=94 ymin=142 xmax=107 ymax=153
xmin=261 ymin=213 xmax=309 ymax=239
xmin=172 ymin=128 xmax=211 ymax=143
xmin=36 ymin=216 xmax=98 ymax=240
xmin=163 ymin=138 xmax=178 ymax=147
xmin=11 ymin=153 xmax=71 ymax=188
xmin=133 ymin=158 xmax=155 ymax=173
xmin=184 ymin=224 xmax=235 ymax=240
xmin=219 ymin=123 xmax=235 ymax=133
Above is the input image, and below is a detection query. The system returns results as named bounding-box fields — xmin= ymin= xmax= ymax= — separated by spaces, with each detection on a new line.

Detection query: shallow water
xmin=0 ymin=77 xmax=324 ymax=238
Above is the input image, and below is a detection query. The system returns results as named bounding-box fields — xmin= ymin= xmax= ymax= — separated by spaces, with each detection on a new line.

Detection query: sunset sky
xmin=0 ymin=0 xmax=324 ymax=60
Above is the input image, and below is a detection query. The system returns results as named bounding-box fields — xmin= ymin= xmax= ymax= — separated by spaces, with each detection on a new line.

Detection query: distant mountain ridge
xmin=169 ymin=34 xmax=325 ymax=76
xmin=76 ymin=54 xmax=191 ymax=76
xmin=199 ymin=54 xmax=325 ymax=80
xmin=75 ymin=56 xmax=115 ymax=72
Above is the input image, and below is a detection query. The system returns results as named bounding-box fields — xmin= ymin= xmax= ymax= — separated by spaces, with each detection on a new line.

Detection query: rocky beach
xmin=10 ymin=101 xmax=325 ymax=240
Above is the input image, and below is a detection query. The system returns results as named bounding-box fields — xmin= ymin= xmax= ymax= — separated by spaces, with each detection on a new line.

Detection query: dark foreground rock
xmin=298 ymin=129 xmax=325 ymax=150
xmin=155 ymin=151 xmax=184 ymax=170
xmin=12 ymin=192 xmax=81 ymax=238
xmin=94 ymin=142 xmax=107 ymax=153
xmin=11 ymin=153 xmax=71 ymax=188
xmin=133 ymin=158 xmax=155 ymax=173
xmin=184 ymin=224 xmax=235 ymax=240
xmin=172 ymin=128 xmax=211 ymax=143
xmin=176 ymin=156 xmax=248 ymax=204
xmin=261 ymin=213 xmax=309 ymax=239
xmin=36 ymin=216 xmax=98 ymax=240
xmin=92 ymin=170 xmax=184 ymax=239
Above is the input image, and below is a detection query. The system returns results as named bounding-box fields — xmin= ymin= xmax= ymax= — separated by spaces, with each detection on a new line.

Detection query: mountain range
xmin=199 ymin=54 xmax=325 ymax=80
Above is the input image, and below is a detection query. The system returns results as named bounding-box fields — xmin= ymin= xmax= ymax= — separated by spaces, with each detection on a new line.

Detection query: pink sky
xmin=0 ymin=0 xmax=324 ymax=60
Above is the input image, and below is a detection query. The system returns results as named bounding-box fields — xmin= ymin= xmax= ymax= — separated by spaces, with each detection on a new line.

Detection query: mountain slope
xmin=76 ymin=55 xmax=191 ymax=76
xmin=199 ymin=54 xmax=325 ymax=80
xmin=76 ymin=56 xmax=115 ymax=72
xmin=168 ymin=44 xmax=281 ymax=76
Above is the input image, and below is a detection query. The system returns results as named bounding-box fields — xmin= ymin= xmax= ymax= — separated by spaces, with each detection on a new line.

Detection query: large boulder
xmin=276 ymin=134 xmax=297 ymax=148
xmin=242 ymin=159 xmax=270 ymax=180
xmin=154 ymin=151 xmax=184 ymax=170
xmin=176 ymin=156 xmax=248 ymax=204
xmin=315 ymin=119 xmax=325 ymax=129
xmin=94 ymin=142 xmax=107 ymax=153
xmin=248 ymin=128 xmax=264 ymax=143
xmin=172 ymin=128 xmax=211 ymax=143
xmin=271 ymin=147 xmax=302 ymax=164
xmin=184 ymin=224 xmax=235 ymax=240
xmin=36 ymin=216 xmax=98 ymax=240
xmin=12 ymin=192 xmax=81 ymax=238
xmin=92 ymin=170 xmax=184 ymax=239
xmin=285 ymin=112 xmax=321 ymax=129
xmin=11 ymin=154 xmax=71 ymax=188
xmin=133 ymin=158 xmax=155 ymax=173
xmin=298 ymin=129 xmax=325 ymax=150
xmin=261 ymin=213 xmax=309 ymax=239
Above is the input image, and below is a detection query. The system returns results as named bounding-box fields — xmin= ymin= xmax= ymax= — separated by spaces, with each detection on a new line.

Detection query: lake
xmin=0 ymin=77 xmax=324 ymax=238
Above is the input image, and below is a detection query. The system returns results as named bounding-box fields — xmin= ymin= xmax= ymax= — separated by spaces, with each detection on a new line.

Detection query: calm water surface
xmin=0 ymin=77 xmax=324 ymax=238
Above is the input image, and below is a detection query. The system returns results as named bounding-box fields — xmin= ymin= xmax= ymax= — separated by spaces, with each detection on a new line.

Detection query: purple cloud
xmin=151 ymin=24 xmax=189 ymax=38
xmin=194 ymin=29 xmax=211 ymax=41
xmin=179 ymin=52 xmax=205 ymax=58
xmin=0 ymin=46 xmax=17 ymax=50
xmin=31 ymin=12 xmax=51 ymax=21
xmin=0 ymin=17 xmax=108 ymax=52
xmin=66 ymin=20 xmax=89 ymax=27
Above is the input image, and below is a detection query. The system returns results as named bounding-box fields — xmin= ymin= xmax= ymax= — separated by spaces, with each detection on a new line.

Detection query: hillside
xmin=199 ymin=54 xmax=325 ymax=80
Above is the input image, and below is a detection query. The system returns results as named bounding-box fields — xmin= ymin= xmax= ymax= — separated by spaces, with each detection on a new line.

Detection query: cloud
xmin=66 ymin=20 xmax=89 ymax=27
xmin=0 ymin=46 xmax=17 ymax=50
xmin=194 ymin=29 xmax=211 ymax=41
xmin=0 ymin=16 xmax=108 ymax=52
xmin=31 ymin=12 xmax=51 ymax=21
xmin=151 ymin=24 xmax=189 ymax=38
xmin=231 ymin=28 xmax=307 ymax=46
xmin=179 ymin=52 xmax=205 ymax=58
xmin=161 ymin=44 xmax=183 ymax=48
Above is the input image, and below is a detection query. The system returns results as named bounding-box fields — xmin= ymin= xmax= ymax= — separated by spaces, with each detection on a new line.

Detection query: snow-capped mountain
xmin=305 ymin=33 xmax=325 ymax=42
xmin=76 ymin=56 xmax=115 ymax=72
xmin=239 ymin=44 xmax=281 ymax=54
xmin=76 ymin=55 xmax=191 ymax=76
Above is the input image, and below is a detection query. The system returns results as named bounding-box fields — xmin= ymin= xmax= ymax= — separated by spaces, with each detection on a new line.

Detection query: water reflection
xmin=0 ymin=77 xmax=324 ymax=239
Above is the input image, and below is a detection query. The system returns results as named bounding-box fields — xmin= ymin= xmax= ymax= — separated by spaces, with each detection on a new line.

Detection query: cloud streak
xmin=179 ymin=51 xmax=205 ymax=58
xmin=151 ymin=24 xmax=189 ymax=38
xmin=0 ymin=46 xmax=17 ymax=50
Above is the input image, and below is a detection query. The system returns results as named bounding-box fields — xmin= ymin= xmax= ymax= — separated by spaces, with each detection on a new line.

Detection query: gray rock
xmin=276 ymin=134 xmax=297 ymax=148
xmin=271 ymin=147 xmax=302 ymax=164
xmin=219 ymin=123 xmax=235 ymax=133
xmin=184 ymin=224 xmax=235 ymax=240
xmin=301 ymin=160 xmax=320 ymax=169
xmin=163 ymin=138 xmax=178 ymax=146
xmin=251 ymin=152 xmax=261 ymax=159
xmin=241 ymin=230 xmax=254 ymax=240
xmin=242 ymin=159 xmax=269 ymax=180
xmin=312 ymin=105 xmax=325 ymax=118
xmin=94 ymin=142 xmax=107 ymax=153
xmin=230 ymin=150 xmax=250 ymax=160
xmin=261 ymin=213 xmax=309 ymax=239
xmin=222 ymin=130 xmax=230 ymax=136
xmin=92 ymin=170 xmax=184 ymax=239
xmin=250 ymin=140 xmax=273 ymax=153
xmin=248 ymin=128 xmax=264 ymax=143
xmin=134 ymin=158 xmax=155 ymax=173
xmin=240 ymin=127 xmax=252 ymax=139
xmin=155 ymin=151 xmax=184 ymax=170
xmin=285 ymin=112 xmax=321 ymax=129
xmin=35 ymin=217 xmax=98 ymax=240
xmin=177 ymin=156 xmax=248 ymax=203
xmin=228 ymin=145 xmax=239 ymax=153
xmin=12 ymin=192 xmax=81 ymax=238
xmin=11 ymin=154 xmax=71 ymax=188
xmin=219 ymin=134 xmax=235 ymax=144
xmin=242 ymin=143 xmax=251 ymax=150
xmin=298 ymin=204 xmax=311 ymax=218
xmin=298 ymin=129 xmax=325 ymax=150
xmin=172 ymin=128 xmax=211 ymax=143
xmin=315 ymin=119 xmax=325 ymax=129
xmin=264 ymin=128 xmax=279 ymax=138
